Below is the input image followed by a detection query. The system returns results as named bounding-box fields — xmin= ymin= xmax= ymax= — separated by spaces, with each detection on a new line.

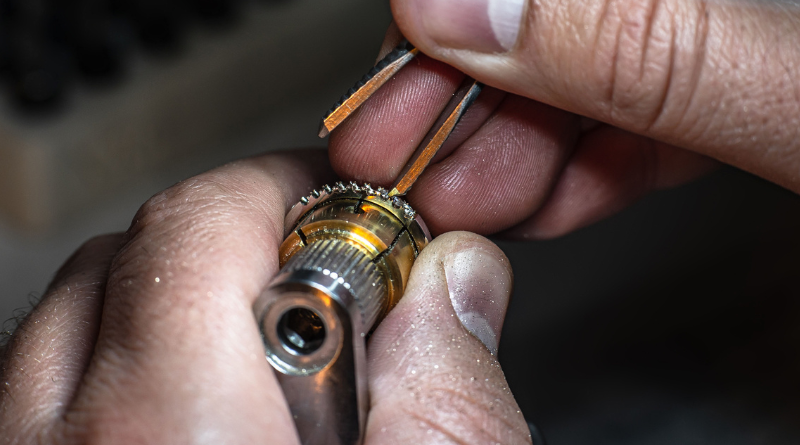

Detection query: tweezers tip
xmin=318 ymin=122 xmax=331 ymax=138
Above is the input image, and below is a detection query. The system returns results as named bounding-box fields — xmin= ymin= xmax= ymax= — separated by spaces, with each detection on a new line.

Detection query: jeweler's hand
xmin=0 ymin=151 xmax=530 ymax=444
xmin=330 ymin=0 xmax=800 ymax=238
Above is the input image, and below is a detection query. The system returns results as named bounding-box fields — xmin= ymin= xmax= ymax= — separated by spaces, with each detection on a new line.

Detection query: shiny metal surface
xmin=256 ymin=268 xmax=367 ymax=445
xmin=254 ymin=182 xmax=430 ymax=445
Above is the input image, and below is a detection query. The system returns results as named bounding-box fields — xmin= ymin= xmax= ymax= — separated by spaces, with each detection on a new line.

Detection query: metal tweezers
xmin=318 ymin=40 xmax=484 ymax=196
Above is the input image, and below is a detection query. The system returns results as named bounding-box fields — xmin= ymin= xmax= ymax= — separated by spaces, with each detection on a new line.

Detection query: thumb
xmin=364 ymin=232 xmax=531 ymax=444
xmin=391 ymin=0 xmax=800 ymax=193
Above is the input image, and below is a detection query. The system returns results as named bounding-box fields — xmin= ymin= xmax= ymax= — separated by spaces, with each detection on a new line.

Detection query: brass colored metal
xmin=279 ymin=192 xmax=426 ymax=311
xmin=254 ymin=183 xmax=430 ymax=445
xmin=260 ymin=37 xmax=485 ymax=445
xmin=389 ymin=80 xmax=483 ymax=197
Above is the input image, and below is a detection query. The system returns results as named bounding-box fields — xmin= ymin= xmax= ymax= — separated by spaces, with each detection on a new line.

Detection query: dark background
xmin=499 ymin=168 xmax=800 ymax=444
xmin=2 ymin=1 xmax=799 ymax=443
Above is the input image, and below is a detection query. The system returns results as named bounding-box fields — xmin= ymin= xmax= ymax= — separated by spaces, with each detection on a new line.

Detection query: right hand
xmin=329 ymin=0 xmax=798 ymax=238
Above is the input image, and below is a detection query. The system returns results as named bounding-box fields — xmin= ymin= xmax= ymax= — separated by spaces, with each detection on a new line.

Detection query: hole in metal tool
xmin=278 ymin=307 xmax=326 ymax=355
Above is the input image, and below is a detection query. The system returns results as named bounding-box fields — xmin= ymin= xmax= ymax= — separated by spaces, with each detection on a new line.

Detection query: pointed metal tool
xmin=319 ymin=41 xmax=419 ymax=138
xmin=388 ymin=79 xmax=483 ymax=197
xmin=319 ymin=40 xmax=484 ymax=198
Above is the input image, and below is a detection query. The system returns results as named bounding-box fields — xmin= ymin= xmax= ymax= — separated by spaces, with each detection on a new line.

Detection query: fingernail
xmin=417 ymin=0 xmax=525 ymax=53
xmin=444 ymin=248 xmax=512 ymax=355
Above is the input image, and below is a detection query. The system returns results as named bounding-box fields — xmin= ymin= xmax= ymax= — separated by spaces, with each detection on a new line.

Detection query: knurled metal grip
xmin=283 ymin=239 xmax=387 ymax=331
xmin=253 ymin=181 xmax=431 ymax=445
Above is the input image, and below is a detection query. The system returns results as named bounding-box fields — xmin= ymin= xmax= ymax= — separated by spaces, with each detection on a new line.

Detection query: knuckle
xmin=123 ymin=166 xmax=284 ymax=252
xmin=106 ymin=175 xmax=248 ymax=310
xmin=128 ymin=175 xmax=238 ymax=239
xmin=119 ymin=173 xmax=272 ymax=265
xmin=595 ymin=0 xmax=708 ymax=133
xmin=103 ymin=167 xmax=284 ymax=331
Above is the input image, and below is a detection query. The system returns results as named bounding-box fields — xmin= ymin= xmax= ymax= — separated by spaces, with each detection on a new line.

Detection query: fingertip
xmin=441 ymin=233 xmax=513 ymax=355
xmin=372 ymin=231 xmax=512 ymax=365
xmin=365 ymin=231 xmax=529 ymax=444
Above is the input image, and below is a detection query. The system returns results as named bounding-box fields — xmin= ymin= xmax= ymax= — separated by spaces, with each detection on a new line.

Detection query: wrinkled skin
xmin=331 ymin=0 xmax=800 ymax=239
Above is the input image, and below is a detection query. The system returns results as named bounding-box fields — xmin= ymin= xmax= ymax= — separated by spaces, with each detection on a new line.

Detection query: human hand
xmin=0 ymin=151 xmax=531 ymax=444
xmin=330 ymin=0 xmax=799 ymax=238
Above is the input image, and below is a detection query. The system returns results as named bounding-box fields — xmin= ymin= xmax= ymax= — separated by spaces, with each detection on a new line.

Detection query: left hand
xmin=0 ymin=150 xmax=531 ymax=444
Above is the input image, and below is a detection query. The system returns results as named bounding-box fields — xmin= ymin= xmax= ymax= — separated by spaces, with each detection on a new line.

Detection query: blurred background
xmin=1 ymin=0 xmax=799 ymax=443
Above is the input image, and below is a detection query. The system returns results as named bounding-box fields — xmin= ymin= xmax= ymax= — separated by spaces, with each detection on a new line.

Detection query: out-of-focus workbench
xmin=0 ymin=0 xmax=390 ymax=230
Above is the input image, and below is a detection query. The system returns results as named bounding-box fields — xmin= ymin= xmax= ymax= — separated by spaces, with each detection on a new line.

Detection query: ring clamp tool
xmin=253 ymin=41 xmax=483 ymax=445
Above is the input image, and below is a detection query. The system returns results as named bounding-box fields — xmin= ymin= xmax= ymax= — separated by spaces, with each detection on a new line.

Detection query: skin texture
xmin=330 ymin=0 xmax=800 ymax=239
xmin=0 ymin=151 xmax=531 ymax=445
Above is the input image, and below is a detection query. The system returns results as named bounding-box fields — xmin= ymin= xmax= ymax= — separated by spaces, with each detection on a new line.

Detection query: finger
xmin=406 ymin=94 xmax=579 ymax=235
xmin=365 ymin=232 xmax=531 ymax=444
xmin=391 ymin=0 xmax=800 ymax=193
xmin=330 ymin=26 xmax=583 ymax=237
xmin=63 ymin=151 xmax=335 ymax=443
xmin=503 ymin=126 xmax=718 ymax=239
xmin=329 ymin=54 xmax=466 ymax=185
xmin=0 ymin=234 xmax=121 ymax=439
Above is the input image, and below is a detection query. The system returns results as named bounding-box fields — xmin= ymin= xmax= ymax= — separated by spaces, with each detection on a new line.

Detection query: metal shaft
xmin=254 ymin=182 xmax=430 ymax=445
